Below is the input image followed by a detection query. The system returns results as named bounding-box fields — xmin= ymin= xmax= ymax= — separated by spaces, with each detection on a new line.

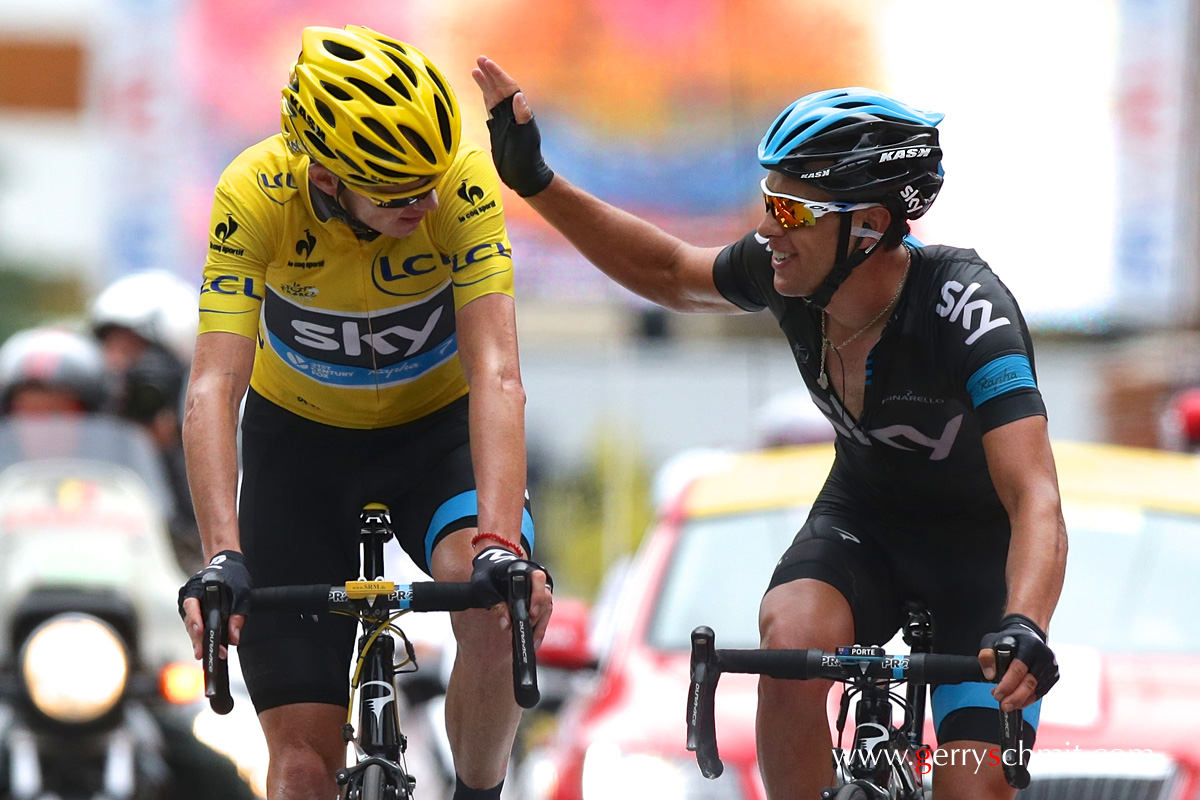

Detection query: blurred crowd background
xmin=1 ymin=0 xmax=1198 ymax=599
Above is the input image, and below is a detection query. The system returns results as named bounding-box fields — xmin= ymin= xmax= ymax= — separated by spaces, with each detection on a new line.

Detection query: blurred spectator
xmin=1160 ymin=388 xmax=1200 ymax=453
xmin=89 ymin=270 xmax=202 ymax=570
xmin=0 ymin=326 xmax=111 ymax=416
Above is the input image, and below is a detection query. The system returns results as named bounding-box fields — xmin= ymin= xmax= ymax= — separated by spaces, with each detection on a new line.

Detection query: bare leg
xmin=258 ymin=703 xmax=347 ymax=800
xmin=756 ymin=579 xmax=854 ymax=800
xmin=432 ymin=528 xmax=522 ymax=789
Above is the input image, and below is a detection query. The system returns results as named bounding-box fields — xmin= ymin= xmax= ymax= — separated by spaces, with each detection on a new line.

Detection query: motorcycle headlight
xmin=21 ymin=613 xmax=129 ymax=724
xmin=581 ymin=741 xmax=744 ymax=800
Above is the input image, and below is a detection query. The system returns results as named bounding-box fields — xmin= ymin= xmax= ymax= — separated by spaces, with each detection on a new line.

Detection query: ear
xmin=307 ymin=162 xmax=338 ymax=195
xmin=856 ymin=205 xmax=892 ymax=246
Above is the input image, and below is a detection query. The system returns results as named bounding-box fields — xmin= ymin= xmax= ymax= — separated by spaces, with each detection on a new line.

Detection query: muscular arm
xmin=980 ymin=414 xmax=1068 ymax=705
xmin=454 ymin=292 xmax=528 ymax=545
xmin=183 ymin=331 xmax=255 ymax=560
xmin=982 ymin=414 xmax=1067 ymax=629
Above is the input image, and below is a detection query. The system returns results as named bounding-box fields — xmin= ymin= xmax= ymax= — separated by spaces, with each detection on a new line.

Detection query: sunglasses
xmin=339 ymin=181 xmax=437 ymax=209
xmin=760 ymin=178 xmax=881 ymax=229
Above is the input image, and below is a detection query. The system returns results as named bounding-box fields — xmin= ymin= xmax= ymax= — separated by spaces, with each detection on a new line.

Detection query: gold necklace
xmin=817 ymin=244 xmax=911 ymax=390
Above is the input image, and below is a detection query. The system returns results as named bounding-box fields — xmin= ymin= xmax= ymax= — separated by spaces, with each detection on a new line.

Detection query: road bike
xmin=687 ymin=604 xmax=1031 ymax=799
xmin=200 ymin=504 xmax=540 ymax=800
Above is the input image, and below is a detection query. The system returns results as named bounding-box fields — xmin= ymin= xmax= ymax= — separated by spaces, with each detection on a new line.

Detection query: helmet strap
xmin=805 ymin=213 xmax=883 ymax=309
xmin=309 ymin=181 xmax=382 ymax=241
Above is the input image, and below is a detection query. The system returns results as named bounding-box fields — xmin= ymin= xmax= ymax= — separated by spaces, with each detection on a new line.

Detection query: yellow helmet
xmin=281 ymin=26 xmax=461 ymax=200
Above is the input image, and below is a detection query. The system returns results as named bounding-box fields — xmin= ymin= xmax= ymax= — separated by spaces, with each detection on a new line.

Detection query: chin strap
xmin=309 ymin=182 xmax=382 ymax=242
xmin=804 ymin=214 xmax=884 ymax=309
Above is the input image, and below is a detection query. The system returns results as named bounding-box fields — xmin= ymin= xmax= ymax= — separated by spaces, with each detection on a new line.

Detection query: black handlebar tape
xmin=687 ymin=627 xmax=724 ymax=779
xmin=200 ymin=583 xmax=233 ymax=715
xmin=506 ymin=563 xmax=540 ymax=709
xmin=249 ymin=585 xmax=334 ymax=615
xmin=715 ymin=648 xmax=827 ymax=680
xmin=908 ymin=653 xmax=986 ymax=685
xmin=409 ymin=581 xmax=481 ymax=612
xmin=994 ymin=638 xmax=1031 ymax=790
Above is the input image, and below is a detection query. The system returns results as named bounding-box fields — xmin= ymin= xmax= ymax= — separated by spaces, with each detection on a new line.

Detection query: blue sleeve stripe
xmin=966 ymin=354 xmax=1037 ymax=408
xmin=931 ymin=682 xmax=1041 ymax=731
xmin=424 ymin=490 xmax=536 ymax=568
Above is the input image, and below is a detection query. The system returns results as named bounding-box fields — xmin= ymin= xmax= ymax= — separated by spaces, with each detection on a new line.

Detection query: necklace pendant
xmin=817 ymin=373 xmax=828 ymax=390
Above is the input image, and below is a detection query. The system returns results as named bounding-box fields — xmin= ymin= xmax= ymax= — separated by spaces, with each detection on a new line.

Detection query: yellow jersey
xmin=199 ymin=135 xmax=514 ymax=428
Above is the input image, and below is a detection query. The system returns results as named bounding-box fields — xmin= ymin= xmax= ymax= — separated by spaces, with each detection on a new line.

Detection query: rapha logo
xmin=457 ymin=180 xmax=485 ymax=206
xmin=214 ymin=214 xmax=239 ymax=243
xmin=295 ymin=229 xmax=316 ymax=258
xmin=935 ymin=281 xmax=1011 ymax=345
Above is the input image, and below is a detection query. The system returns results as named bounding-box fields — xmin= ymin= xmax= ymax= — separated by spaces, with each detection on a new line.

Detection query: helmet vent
xmin=434 ymin=98 xmax=453 ymax=153
xmin=383 ymin=52 xmax=420 ymax=87
xmin=374 ymin=38 xmax=408 ymax=55
xmin=303 ymin=131 xmax=336 ymax=160
xmin=424 ymin=66 xmax=452 ymax=107
xmin=335 ymin=149 xmax=366 ymax=176
xmin=323 ymin=40 xmax=365 ymax=61
xmin=354 ymin=130 xmax=403 ymax=163
xmin=314 ymin=98 xmax=337 ymax=127
xmin=347 ymin=77 xmax=396 ymax=106
xmin=362 ymin=118 xmax=403 ymax=151
xmin=398 ymin=126 xmax=436 ymax=164
xmin=365 ymin=159 xmax=415 ymax=179
xmin=384 ymin=74 xmax=412 ymax=101
xmin=319 ymin=81 xmax=352 ymax=102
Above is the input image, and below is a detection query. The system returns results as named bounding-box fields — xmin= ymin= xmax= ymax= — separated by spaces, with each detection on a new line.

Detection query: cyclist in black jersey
xmin=473 ymin=59 xmax=1066 ymax=800
xmin=177 ymin=29 xmax=552 ymax=800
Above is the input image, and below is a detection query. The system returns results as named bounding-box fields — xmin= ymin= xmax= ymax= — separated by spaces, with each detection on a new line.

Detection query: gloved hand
xmin=470 ymin=545 xmax=553 ymax=607
xmin=178 ymin=550 xmax=253 ymax=619
xmin=487 ymin=93 xmax=555 ymax=197
xmin=980 ymin=614 xmax=1060 ymax=699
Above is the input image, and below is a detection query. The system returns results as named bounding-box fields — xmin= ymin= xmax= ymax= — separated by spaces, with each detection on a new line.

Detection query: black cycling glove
xmin=178 ymin=550 xmax=253 ymax=619
xmin=980 ymin=614 xmax=1060 ymax=699
xmin=470 ymin=546 xmax=553 ymax=607
xmin=487 ymin=93 xmax=555 ymax=197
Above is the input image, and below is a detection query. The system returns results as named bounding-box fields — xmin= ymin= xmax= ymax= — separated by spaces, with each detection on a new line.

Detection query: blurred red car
xmin=523 ymin=442 xmax=1200 ymax=800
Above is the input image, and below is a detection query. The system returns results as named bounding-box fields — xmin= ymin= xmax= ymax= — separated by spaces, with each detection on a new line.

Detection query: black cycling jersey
xmin=713 ymin=233 xmax=1046 ymax=523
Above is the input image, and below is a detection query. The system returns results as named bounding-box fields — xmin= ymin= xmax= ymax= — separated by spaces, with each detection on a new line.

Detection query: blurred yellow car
xmin=528 ymin=441 xmax=1200 ymax=800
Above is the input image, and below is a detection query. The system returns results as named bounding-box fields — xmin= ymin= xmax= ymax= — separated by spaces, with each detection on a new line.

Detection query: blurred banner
xmin=174 ymin=0 xmax=1193 ymax=327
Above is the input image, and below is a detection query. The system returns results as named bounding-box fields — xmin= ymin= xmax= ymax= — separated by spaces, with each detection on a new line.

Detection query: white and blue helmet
xmin=759 ymin=87 xmax=945 ymax=220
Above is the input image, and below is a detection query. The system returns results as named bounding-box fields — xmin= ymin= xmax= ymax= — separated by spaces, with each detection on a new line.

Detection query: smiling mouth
xmin=770 ymin=250 xmax=794 ymax=268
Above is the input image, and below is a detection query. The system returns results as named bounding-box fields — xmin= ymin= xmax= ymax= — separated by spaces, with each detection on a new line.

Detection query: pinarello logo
xmin=214 ymin=214 xmax=239 ymax=242
xmin=457 ymin=180 xmax=484 ymax=206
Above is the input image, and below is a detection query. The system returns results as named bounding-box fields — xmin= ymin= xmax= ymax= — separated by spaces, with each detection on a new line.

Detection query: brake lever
xmin=200 ymin=579 xmax=234 ymax=715
xmin=993 ymin=638 xmax=1030 ymax=790
xmin=687 ymin=626 xmax=724 ymax=779
xmin=505 ymin=561 xmax=540 ymax=709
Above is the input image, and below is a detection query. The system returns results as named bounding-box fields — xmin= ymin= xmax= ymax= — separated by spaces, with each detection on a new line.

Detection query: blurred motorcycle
xmin=0 ymin=415 xmax=250 ymax=799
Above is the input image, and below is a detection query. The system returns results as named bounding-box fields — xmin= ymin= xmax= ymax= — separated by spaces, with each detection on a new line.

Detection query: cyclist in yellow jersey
xmin=177 ymin=27 xmax=553 ymax=800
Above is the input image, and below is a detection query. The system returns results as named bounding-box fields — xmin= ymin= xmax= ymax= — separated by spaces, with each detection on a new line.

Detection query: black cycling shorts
xmin=236 ymin=389 xmax=534 ymax=713
xmin=767 ymin=485 xmax=1038 ymax=748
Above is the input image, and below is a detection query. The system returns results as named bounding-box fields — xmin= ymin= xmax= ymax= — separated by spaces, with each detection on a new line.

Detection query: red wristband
xmin=471 ymin=532 xmax=524 ymax=558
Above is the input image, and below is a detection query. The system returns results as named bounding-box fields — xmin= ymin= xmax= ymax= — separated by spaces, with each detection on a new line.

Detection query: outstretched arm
xmin=472 ymin=56 xmax=741 ymax=314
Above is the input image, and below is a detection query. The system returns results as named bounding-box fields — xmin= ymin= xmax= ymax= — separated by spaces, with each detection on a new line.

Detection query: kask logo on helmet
xmin=878 ymin=147 xmax=932 ymax=163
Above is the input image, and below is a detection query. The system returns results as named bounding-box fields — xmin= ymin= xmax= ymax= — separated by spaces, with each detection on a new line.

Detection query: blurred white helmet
xmin=89 ymin=270 xmax=200 ymax=364
xmin=0 ymin=326 xmax=111 ymax=413
xmin=754 ymin=389 xmax=835 ymax=448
